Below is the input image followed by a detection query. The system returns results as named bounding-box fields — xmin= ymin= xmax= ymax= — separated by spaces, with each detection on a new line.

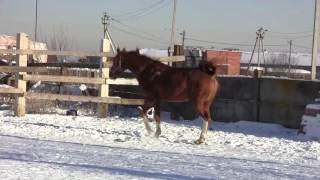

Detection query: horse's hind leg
xmin=154 ymin=100 xmax=161 ymax=138
xmin=194 ymin=100 xmax=212 ymax=144
xmin=138 ymin=98 xmax=154 ymax=135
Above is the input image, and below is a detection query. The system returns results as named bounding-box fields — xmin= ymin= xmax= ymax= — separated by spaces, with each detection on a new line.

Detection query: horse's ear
xmin=117 ymin=47 xmax=120 ymax=53
xmin=136 ymin=47 xmax=140 ymax=54
xmin=122 ymin=47 xmax=126 ymax=52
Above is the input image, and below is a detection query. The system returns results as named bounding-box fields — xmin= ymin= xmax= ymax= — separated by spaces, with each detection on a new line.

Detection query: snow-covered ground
xmin=0 ymin=109 xmax=319 ymax=179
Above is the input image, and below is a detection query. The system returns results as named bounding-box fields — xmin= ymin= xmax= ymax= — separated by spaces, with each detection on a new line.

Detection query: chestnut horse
xmin=109 ymin=47 xmax=219 ymax=144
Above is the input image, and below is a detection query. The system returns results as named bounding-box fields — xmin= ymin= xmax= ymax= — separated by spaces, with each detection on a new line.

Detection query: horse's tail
xmin=198 ymin=60 xmax=216 ymax=76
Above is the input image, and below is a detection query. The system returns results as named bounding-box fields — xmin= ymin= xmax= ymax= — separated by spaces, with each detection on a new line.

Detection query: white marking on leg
xmin=154 ymin=122 xmax=161 ymax=138
xmin=138 ymin=106 xmax=154 ymax=135
xmin=197 ymin=118 xmax=209 ymax=144
xmin=143 ymin=115 xmax=154 ymax=135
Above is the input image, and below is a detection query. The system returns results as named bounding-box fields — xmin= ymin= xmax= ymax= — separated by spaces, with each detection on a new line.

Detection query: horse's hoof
xmin=153 ymin=132 xmax=161 ymax=139
xmin=153 ymin=134 xmax=159 ymax=139
xmin=194 ymin=139 xmax=205 ymax=145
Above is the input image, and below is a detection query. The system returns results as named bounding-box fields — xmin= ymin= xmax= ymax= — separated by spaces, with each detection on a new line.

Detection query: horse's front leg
xmin=154 ymin=100 xmax=161 ymax=138
xmin=138 ymin=98 xmax=154 ymax=135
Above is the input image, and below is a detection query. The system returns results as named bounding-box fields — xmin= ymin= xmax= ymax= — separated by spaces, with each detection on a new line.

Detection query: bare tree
xmin=266 ymin=52 xmax=298 ymax=76
xmin=38 ymin=25 xmax=79 ymax=62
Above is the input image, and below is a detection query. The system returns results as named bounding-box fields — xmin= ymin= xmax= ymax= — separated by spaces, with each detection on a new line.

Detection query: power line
xmin=266 ymin=34 xmax=313 ymax=39
xmin=268 ymin=30 xmax=314 ymax=34
xmin=110 ymin=17 xmax=170 ymax=43
xmin=109 ymin=25 xmax=170 ymax=45
xmin=185 ymin=37 xmax=287 ymax=47
xmin=118 ymin=0 xmax=173 ymax=21
xmin=228 ymin=33 xmax=256 ymax=48
xmin=292 ymin=44 xmax=312 ymax=50
xmin=111 ymin=0 xmax=165 ymax=17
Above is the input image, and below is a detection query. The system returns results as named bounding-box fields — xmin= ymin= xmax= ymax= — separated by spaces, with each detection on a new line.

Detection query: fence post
xmin=14 ymin=33 xmax=28 ymax=117
xmin=97 ymin=39 xmax=110 ymax=118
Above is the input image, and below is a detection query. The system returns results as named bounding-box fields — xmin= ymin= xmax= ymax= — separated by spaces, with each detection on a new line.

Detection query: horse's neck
xmin=126 ymin=54 xmax=150 ymax=76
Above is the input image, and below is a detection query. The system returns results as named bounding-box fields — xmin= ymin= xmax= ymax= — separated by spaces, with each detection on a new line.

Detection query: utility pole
xmin=169 ymin=0 xmax=177 ymax=66
xmin=246 ymin=27 xmax=268 ymax=75
xmin=311 ymin=0 xmax=319 ymax=80
xmin=102 ymin=12 xmax=109 ymax=39
xmin=288 ymin=39 xmax=292 ymax=77
xmin=180 ymin=30 xmax=185 ymax=47
xmin=102 ymin=12 xmax=116 ymax=53
xmin=35 ymin=0 xmax=38 ymax=42
xmin=260 ymin=28 xmax=267 ymax=73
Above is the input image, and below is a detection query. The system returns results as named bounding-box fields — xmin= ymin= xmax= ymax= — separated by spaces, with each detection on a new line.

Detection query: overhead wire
xmin=268 ymin=30 xmax=314 ymax=34
xmin=185 ymin=37 xmax=288 ymax=47
xmin=292 ymin=44 xmax=312 ymax=50
xmin=109 ymin=25 xmax=170 ymax=45
xmin=110 ymin=17 xmax=170 ymax=43
xmin=111 ymin=0 xmax=165 ymax=17
xmin=118 ymin=0 xmax=173 ymax=21
xmin=266 ymin=34 xmax=314 ymax=39
xmin=227 ymin=33 xmax=257 ymax=48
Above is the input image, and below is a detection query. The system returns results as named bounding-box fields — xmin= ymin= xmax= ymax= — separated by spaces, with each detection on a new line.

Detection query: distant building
xmin=203 ymin=49 xmax=242 ymax=75
xmin=0 ymin=34 xmax=48 ymax=63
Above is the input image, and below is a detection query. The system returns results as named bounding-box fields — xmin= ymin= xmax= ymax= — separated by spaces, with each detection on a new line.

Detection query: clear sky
xmin=0 ymin=0 xmax=316 ymax=53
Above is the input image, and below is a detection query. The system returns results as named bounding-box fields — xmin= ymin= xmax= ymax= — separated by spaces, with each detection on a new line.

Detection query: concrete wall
xmin=258 ymin=78 xmax=320 ymax=128
xmin=110 ymin=72 xmax=320 ymax=129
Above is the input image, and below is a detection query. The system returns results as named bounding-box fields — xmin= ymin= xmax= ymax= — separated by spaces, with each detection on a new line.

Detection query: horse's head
xmin=109 ymin=47 xmax=140 ymax=79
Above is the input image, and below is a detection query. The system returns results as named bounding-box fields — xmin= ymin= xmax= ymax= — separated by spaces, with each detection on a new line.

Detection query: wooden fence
xmin=0 ymin=32 xmax=185 ymax=118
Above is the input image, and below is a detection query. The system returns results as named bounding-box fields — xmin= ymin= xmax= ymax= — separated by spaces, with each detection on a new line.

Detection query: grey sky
xmin=0 ymin=0 xmax=316 ymax=52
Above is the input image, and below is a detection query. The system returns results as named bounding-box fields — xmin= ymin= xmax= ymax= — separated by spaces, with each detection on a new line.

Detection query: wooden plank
xmin=27 ymin=62 xmax=113 ymax=69
xmin=28 ymin=62 xmax=100 ymax=69
xmin=22 ymin=74 xmax=105 ymax=84
xmin=0 ymin=66 xmax=48 ymax=72
xmin=14 ymin=33 xmax=28 ymax=117
xmin=25 ymin=92 xmax=120 ymax=103
xmin=120 ymin=98 xmax=144 ymax=105
xmin=24 ymin=92 xmax=144 ymax=105
xmin=158 ymin=56 xmax=185 ymax=62
xmin=106 ymin=78 xmax=139 ymax=85
xmin=27 ymin=57 xmax=185 ymax=69
xmin=0 ymin=49 xmax=116 ymax=57
xmin=0 ymin=88 xmax=23 ymax=94
xmin=0 ymin=49 xmax=184 ymax=62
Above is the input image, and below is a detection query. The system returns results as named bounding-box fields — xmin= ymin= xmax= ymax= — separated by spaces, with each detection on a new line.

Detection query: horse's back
xmin=147 ymin=67 xmax=217 ymax=101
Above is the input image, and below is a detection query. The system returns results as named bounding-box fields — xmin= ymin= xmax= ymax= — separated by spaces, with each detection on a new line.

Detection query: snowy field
xmin=241 ymin=52 xmax=319 ymax=66
xmin=0 ymin=109 xmax=319 ymax=180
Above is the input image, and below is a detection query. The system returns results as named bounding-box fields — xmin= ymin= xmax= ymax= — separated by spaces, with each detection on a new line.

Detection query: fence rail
xmin=0 ymin=88 xmax=23 ymax=94
xmin=0 ymin=49 xmax=116 ymax=57
xmin=24 ymin=92 xmax=144 ymax=105
xmin=0 ymin=32 xmax=185 ymax=118
xmin=0 ymin=66 xmax=48 ymax=72
xmin=22 ymin=74 xmax=105 ymax=84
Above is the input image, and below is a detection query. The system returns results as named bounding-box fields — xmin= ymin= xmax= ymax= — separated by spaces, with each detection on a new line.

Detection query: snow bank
xmin=0 ymin=84 xmax=14 ymax=88
xmin=139 ymin=48 xmax=168 ymax=58
xmin=241 ymin=66 xmax=311 ymax=74
xmin=241 ymin=51 xmax=320 ymax=66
